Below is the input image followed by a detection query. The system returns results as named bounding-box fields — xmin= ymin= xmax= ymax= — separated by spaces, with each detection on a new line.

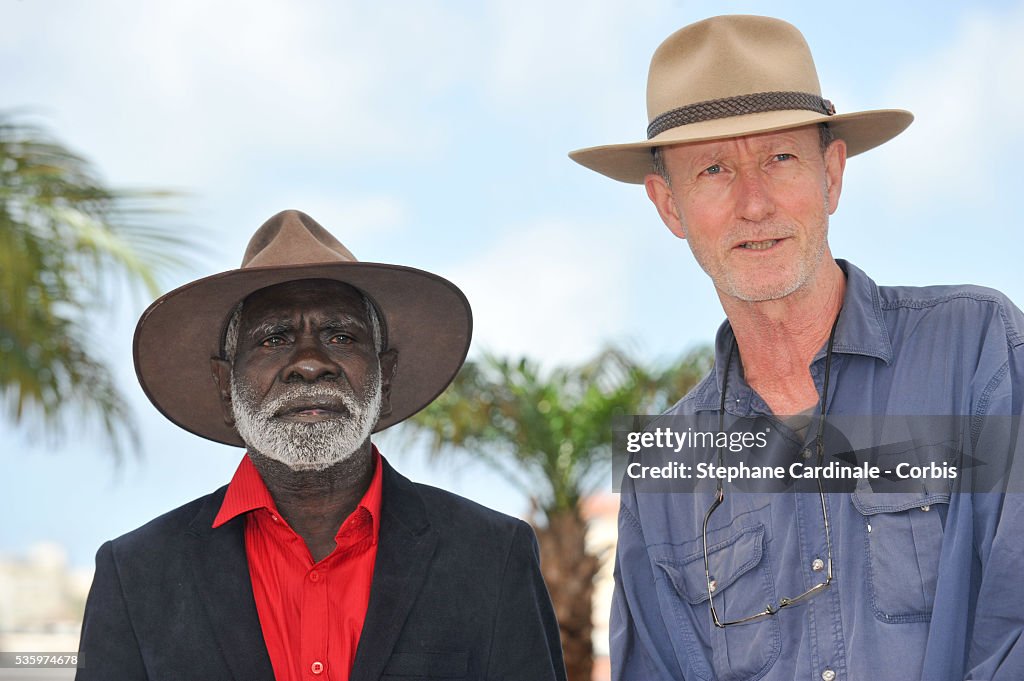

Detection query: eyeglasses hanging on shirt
xmin=701 ymin=311 xmax=840 ymax=627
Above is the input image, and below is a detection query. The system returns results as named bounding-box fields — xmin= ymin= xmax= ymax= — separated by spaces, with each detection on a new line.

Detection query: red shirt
xmin=213 ymin=449 xmax=383 ymax=681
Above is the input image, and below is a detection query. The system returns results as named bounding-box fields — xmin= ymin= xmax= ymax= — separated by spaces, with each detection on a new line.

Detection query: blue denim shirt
xmin=612 ymin=261 xmax=1024 ymax=681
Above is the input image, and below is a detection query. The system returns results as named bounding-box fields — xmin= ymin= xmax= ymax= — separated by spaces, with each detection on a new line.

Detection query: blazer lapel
xmin=350 ymin=458 xmax=439 ymax=681
xmin=186 ymin=489 xmax=276 ymax=681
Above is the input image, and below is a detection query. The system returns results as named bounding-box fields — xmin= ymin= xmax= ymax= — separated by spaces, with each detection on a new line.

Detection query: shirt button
xmin=921 ymin=505 xmax=931 ymax=512
xmin=309 ymin=571 xmax=321 ymax=583
xmin=811 ymin=558 xmax=825 ymax=572
xmin=802 ymin=448 xmax=813 ymax=459
xmin=311 ymin=661 xmax=324 ymax=675
xmin=708 ymin=579 xmax=718 ymax=593
xmin=271 ymin=514 xmax=280 ymax=523
xmin=821 ymin=668 xmax=836 ymax=681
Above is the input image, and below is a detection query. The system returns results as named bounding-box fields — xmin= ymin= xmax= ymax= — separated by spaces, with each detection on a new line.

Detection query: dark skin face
xmin=211 ymin=279 xmax=398 ymax=562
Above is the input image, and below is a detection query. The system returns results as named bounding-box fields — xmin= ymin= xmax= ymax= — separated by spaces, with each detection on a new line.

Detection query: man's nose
xmin=733 ymin=168 xmax=776 ymax=222
xmin=281 ymin=338 xmax=339 ymax=383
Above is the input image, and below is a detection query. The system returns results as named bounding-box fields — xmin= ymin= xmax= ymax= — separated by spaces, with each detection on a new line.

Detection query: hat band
xmin=647 ymin=91 xmax=836 ymax=139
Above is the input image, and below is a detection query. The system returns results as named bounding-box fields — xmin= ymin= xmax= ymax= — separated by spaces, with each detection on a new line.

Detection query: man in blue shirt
xmin=570 ymin=15 xmax=1024 ymax=681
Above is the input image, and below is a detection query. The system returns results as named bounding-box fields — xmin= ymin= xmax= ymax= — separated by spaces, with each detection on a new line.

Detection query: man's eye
xmin=774 ymin=153 xmax=794 ymax=162
xmin=260 ymin=336 xmax=286 ymax=347
xmin=703 ymin=164 xmax=722 ymax=175
xmin=329 ymin=334 xmax=353 ymax=344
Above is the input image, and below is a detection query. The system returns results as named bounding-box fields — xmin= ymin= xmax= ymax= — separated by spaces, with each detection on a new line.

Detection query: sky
xmin=2 ymin=0 xmax=1023 ymax=570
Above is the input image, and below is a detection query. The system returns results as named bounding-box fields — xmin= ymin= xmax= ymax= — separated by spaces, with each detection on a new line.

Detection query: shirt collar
xmin=699 ymin=260 xmax=892 ymax=411
xmin=212 ymin=445 xmax=385 ymax=537
xmin=827 ymin=260 xmax=893 ymax=364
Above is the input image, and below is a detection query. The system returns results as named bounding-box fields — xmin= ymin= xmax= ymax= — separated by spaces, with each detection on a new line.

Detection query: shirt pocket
xmin=650 ymin=520 xmax=781 ymax=681
xmin=851 ymin=488 xmax=950 ymax=623
xmin=381 ymin=651 xmax=468 ymax=679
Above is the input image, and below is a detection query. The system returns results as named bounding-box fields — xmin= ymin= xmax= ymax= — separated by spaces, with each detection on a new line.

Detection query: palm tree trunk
xmin=534 ymin=508 xmax=599 ymax=681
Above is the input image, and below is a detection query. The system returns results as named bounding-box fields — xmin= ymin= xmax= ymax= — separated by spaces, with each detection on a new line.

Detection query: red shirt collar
xmin=212 ymin=446 xmax=384 ymax=538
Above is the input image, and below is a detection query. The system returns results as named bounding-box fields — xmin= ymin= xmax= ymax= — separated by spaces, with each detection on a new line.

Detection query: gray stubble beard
xmin=683 ymin=190 xmax=831 ymax=303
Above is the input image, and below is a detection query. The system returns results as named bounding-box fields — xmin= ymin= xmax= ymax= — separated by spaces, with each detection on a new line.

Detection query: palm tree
xmin=0 ymin=113 xmax=189 ymax=455
xmin=404 ymin=345 xmax=712 ymax=681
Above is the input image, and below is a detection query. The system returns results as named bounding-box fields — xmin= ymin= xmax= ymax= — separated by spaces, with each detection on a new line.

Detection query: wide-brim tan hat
xmin=134 ymin=210 xmax=472 ymax=447
xmin=569 ymin=15 xmax=914 ymax=184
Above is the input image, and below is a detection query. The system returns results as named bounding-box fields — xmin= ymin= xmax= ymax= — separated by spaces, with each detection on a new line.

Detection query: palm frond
xmin=404 ymin=344 xmax=713 ymax=522
xmin=0 ymin=112 xmax=194 ymax=457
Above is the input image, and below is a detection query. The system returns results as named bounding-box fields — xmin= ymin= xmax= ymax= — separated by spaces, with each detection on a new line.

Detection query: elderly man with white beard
xmin=75 ymin=210 xmax=567 ymax=681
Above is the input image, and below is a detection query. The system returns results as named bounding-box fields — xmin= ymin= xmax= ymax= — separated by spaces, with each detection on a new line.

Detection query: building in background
xmin=0 ymin=543 xmax=90 ymax=654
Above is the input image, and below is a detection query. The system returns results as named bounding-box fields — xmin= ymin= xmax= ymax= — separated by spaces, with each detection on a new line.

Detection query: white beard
xmin=230 ymin=371 xmax=382 ymax=472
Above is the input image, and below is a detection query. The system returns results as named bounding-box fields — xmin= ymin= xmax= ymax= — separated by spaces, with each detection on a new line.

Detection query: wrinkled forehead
xmin=239 ymin=279 xmax=370 ymax=325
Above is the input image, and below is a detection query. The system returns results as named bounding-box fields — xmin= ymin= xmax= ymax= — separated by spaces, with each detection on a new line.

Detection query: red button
xmin=309 ymin=571 xmax=321 ymax=582
xmin=311 ymin=661 xmax=324 ymax=675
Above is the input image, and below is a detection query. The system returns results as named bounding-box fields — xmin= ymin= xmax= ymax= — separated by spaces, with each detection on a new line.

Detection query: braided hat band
xmin=647 ymin=91 xmax=836 ymax=139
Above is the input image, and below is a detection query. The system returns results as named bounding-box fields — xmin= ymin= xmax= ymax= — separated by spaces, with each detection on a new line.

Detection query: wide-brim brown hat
xmin=134 ymin=210 xmax=472 ymax=447
xmin=569 ymin=15 xmax=914 ymax=184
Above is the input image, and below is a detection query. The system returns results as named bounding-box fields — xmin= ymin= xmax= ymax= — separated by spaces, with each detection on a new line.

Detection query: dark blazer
xmin=76 ymin=458 xmax=567 ymax=681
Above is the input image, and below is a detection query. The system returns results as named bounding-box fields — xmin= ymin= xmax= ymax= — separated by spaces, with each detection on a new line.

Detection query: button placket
xmin=301 ymin=562 xmax=329 ymax=680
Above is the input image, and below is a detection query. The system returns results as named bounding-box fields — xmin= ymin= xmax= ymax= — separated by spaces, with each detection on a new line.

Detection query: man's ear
xmin=823 ymin=138 xmax=847 ymax=215
xmin=377 ymin=349 xmax=399 ymax=419
xmin=644 ymin=173 xmax=687 ymax=239
xmin=210 ymin=358 xmax=235 ymax=426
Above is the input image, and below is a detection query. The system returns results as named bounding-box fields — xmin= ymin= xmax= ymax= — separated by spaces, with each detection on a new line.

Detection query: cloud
xmin=447 ymin=218 xmax=630 ymax=367
xmin=476 ymin=0 xmax=669 ymax=134
xmin=869 ymin=5 xmax=1024 ymax=205
xmin=3 ymin=0 xmax=472 ymax=187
